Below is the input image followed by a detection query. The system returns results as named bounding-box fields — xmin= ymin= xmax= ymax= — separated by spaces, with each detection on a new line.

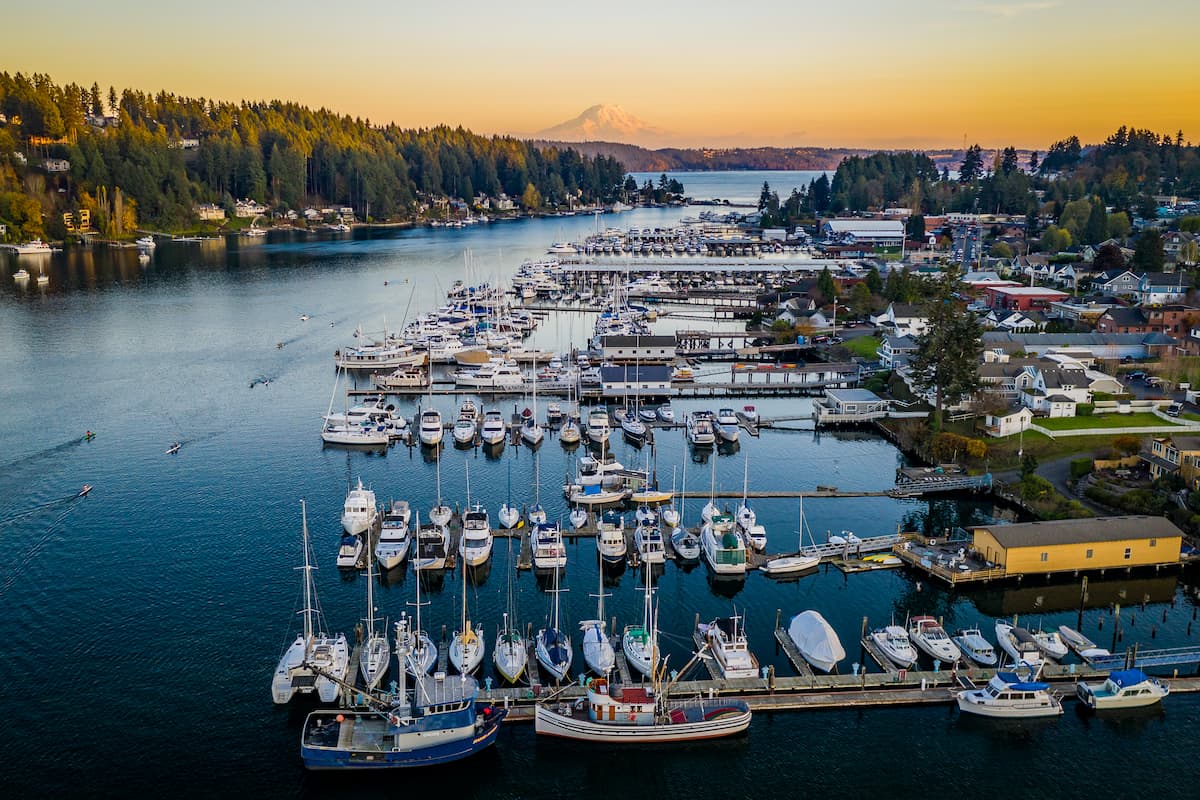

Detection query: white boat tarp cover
xmin=788 ymin=610 xmax=846 ymax=669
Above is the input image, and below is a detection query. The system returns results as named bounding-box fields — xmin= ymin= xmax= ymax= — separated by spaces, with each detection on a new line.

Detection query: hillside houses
xmin=870 ymin=302 xmax=929 ymax=336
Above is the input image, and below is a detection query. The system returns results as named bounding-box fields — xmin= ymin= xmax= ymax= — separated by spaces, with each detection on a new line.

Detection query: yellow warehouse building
xmin=970 ymin=516 xmax=1183 ymax=576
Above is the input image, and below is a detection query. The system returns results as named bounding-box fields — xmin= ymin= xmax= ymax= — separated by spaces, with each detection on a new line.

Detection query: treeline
xmin=0 ymin=72 xmax=628 ymax=238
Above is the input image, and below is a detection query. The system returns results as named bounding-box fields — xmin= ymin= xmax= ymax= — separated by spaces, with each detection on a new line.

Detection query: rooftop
xmin=971 ymin=516 xmax=1183 ymax=549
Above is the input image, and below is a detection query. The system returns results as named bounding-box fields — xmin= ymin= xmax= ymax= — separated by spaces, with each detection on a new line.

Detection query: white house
xmin=234 ymin=199 xmax=269 ymax=218
xmin=195 ymin=203 xmax=225 ymax=221
xmin=42 ymin=158 xmax=70 ymax=173
xmin=870 ymin=302 xmax=929 ymax=336
xmin=984 ymin=406 xmax=1033 ymax=437
xmin=1138 ymin=272 xmax=1192 ymax=305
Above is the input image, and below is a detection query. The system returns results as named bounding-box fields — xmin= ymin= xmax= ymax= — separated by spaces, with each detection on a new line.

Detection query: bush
xmin=1070 ymin=458 xmax=1093 ymax=480
xmin=1019 ymin=474 xmax=1054 ymax=501
xmin=1076 ymin=403 xmax=1093 ymax=416
xmin=1112 ymin=435 xmax=1142 ymax=456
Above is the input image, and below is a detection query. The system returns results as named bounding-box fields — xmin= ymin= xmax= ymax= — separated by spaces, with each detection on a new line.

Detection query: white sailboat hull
xmin=534 ymin=705 xmax=752 ymax=743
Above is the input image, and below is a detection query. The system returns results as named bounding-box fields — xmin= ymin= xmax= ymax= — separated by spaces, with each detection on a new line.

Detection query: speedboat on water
xmin=1076 ymin=669 xmax=1169 ymax=710
xmin=336 ymin=534 xmax=364 ymax=568
xmin=671 ymin=527 xmax=701 ymax=561
xmin=1031 ymin=628 xmax=1069 ymax=661
xmin=459 ymin=505 xmax=494 ymax=567
xmin=715 ymin=408 xmax=740 ymax=442
xmin=480 ymin=410 xmax=506 ymax=446
xmin=418 ymin=408 xmax=444 ymax=446
xmin=870 ymin=624 xmax=917 ymax=669
xmin=956 ymin=672 xmax=1063 ymax=719
xmin=374 ymin=501 xmax=412 ymax=569
xmin=907 ymin=616 xmax=962 ymax=664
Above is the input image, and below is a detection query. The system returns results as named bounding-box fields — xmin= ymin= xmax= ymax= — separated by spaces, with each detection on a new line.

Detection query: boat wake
xmin=0 ymin=435 xmax=92 ymax=473
xmin=0 ymin=490 xmax=87 ymax=528
xmin=0 ymin=499 xmax=83 ymax=597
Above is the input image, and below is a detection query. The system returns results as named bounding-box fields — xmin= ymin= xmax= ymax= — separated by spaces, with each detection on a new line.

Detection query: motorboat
xmin=1057 ymin=625 xmax=1110 ymax=660
xmin=740 ymin=405 xmax=759 ymax=425
xmin=686 ymin=413 xmax=716 ymax=446
xmin=454 ymin=359 xmax=525 ymax=389
xmin=570 ymin=507 xmax=589 ymax=530
xmin=671 ymin=527 xmax=701 ymax=561
xmin=459 ymin=505 xmax=493 ymax=567
xmin=413 ymin=521 xmax=450 ymax=571
xmin=480 ymin=410 xmax=507 ymax=445
xmin=634 ymin=522 xmax=666 ymax=564
xmin=374 ymin=500 xmax=412 ymax=569
xmin=585 ymin=408 xmax=612 ymax=444
xmin=135 ymin=236 xmax=156 ymax=249
xmin=656 ymin=404 xmax=675 ymax=423
xmin=452 ymin=417 xmax=478 ymax=445
xmin=578 ymin=453 xmax=625 ymax=485
xmin=715 ymin=408 xmax=740 ymax=442
xmin=698 ymin=615 xmax=759 ymax=679
xmin=336 ymin=341 xmax=425 ymax=370
xmin=994 ymin=621 xmax=1045 ymax=670
xmin=952 ymin=628 xmax=998 ymax=667
xmin=638 ymin=408 xmax=657 ymax=423
xmin=335 ymin=534 xmax=363 ymax=569
xmin=596 ymin=516 xmax=627 ymax=563
xmin=9 ymin=238 xmax=52 ymax=255
xmin=373 ymin=366 xmax=429 ymax=389
xmin=759 ymin=553 xmax=820 ymax=577
xmin=340 ymin=478 xmax=377 ymax=535
xmin=701 ymin=522 xmax=746 ymax=575
xmin=907 ymin=616 xmax=962 ymax=664
xmin=272 ymin=502 xmax=351 ymax=704
xmin=1076 ymin=669 xmax=1169 ymax=710
xmin=418 ymin=408 xmax=444 ymax=446
xmin=956 ymin=672 xmax=1063 ymax=719
xmin=787 ymin=610 xmax=845 ymax=673
xmin=1031 ymin=628 xmax=1069 ymax=661
xmin=531 ymin=522 xmax=567 ymax=570
xmin=533 ymin=678 xmax=751 ymax=743
xmin=671 ymin=365 xmax=696 ymax=382
xmin=870 ymin=625 xmax=918 ymax=669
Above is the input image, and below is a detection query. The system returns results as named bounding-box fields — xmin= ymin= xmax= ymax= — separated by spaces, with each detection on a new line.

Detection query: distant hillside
xmin=532 ymin=141 xmax=876 ymax=173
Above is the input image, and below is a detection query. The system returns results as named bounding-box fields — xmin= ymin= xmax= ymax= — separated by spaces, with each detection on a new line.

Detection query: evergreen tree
xmin=817 ymin=266 xmax=837 ymax=300
xmin=865 ymin=265 xmax=883 ymax=294
xmin=959 ymin=145 xmax=984 ymax=183
xmin=906 ymin=213 xmax=925 ymax=241
xmin=1084 ymin=198 xmax=1108 ymax=245
xmin=908 ymin=267 xmax=983 ymax=420
xmin=1132 ymin=229 xmax=1165 ymax=271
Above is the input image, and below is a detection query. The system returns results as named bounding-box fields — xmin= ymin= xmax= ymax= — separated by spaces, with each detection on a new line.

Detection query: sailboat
xmin=450 ymin=548 xmax=485 ymax=673
xmin=536 ymin=564 xmax=572 ymax=682
xmin=661 ymin=467 xmax=681 ymax=528
xmin=759 ymin=495 xmax=820 ymax=577
xmin=272 ymin=501 xmax=350 ymax=704
xmin=580 ymin=554 xmax=616 ymax=676
xmin=622 ymin=561 xmax=659 ymax=679
xmin=359 ymin=547 xmax=390 ymax=689
xmin=528 ymin=449 xmax=547 ymax=525
xmin=429 ymin=439 xmax=452 ymax=527
xmin=493 ymin=537 xmax=528 ymax=683
xmin=559 ymin=375 xmax=581 ymax=445
xmin=701 ymin=453 xmax=720 ymax=525
xmin=735 ymin=454 xmax=766 ymax=551
xmin=670 ymin=463 xmax=700 ymax=560
xmin=520 ymin=358 xmax=545 ymax=446
xmin=498 ymin=462 xmax=520 ymax=529
xmin=397 ymin=567 xmax=437 ymax=676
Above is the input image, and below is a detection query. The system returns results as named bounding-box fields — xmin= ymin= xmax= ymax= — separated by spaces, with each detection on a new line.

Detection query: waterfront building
xmin=600 ymin=335 xmax=678 ymax=364
xmin=195 ymin=203 xmax=225 ymax=221
xmin=969 ymin=516 xmax=1183 ymax=576
xmin=984 ymin=285 xmax=1070 ymax=311
xmin=820 ymin=219 xmax=904 ymax=247
xmin=1142 ymin=436 xmax=1200 ymax=488
xmin=234 ymin=199 xmax=269 ymax=218
xmin=812 ymin=388 xmax=891 ymax=425
xmin=599 ymin=364 xmax=671 ymax=398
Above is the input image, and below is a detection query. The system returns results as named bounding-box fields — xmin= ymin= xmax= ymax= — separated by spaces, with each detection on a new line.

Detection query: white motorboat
xmin=135 ymin=235 xmax=156 ymax=249
xmin=358 ymin=543 xmax=390 ymax=689
xmin=686 ymin=413 xmax=716 ymax=446
xmin=459 ymin=505 xmax=494 ymax=567
xmin=1031 ymin=628 xmax=1069 ymax=661
xmin=581 ymin=563 xmax=615 ymax=676
xmin=1076 ymin=669 xmax=1169 ymax=710
xmin=585 ymin=408 xmax=612 ymax=444
xmin=623 ymin=563 xmax=659 ymax=679
xmin=272 ymin=502 xmax=351 ymax=704
xmin=546 ymin=402 xmax=564 ymax=422
xmin=413 ymin=521 xmax=450 ymax=570
xmin=634 ymin=522 xmax=666 ymax=564
xmin=536 ymin=566 xmax=572 ymax=682
xmin=701 ymin=519 xmax=746 ymax=575
xmin=374 ymin=500 xmax=412 ymax=569
xmin=450 ymin=548 xmax=486 ymax=673
xmin=956 ymin=672 xmax=1063 ymax=719
xmin=870 ymin=625 xmax=918 ymax=668
xmin=698 ymin=615 xmax=759 ymax=679
xmin=480 ymin=410 xmax=507 ymax=446
xmin=335 ymin=534 xmax=363 ymax=568
xmin=759 ymin=554 xmax=820 ymax=577
xmin=787 ymin=610 xmax=845 ymax=673
xmin=715 ymin=408 xmax=740 ymax=442
xmin=671 ymin=527 xmax=701 ymax=561
xmin=13 ymin=268 xmax=30 ymax=281
xmin=340 ymin=478 xmax=378 ymax=535
xmin=531 ymin=522 xmax=567 ymax=570
xmin=577 ymin=453 xmax=625 ymax=485
xmin=1057 ymin=625 xmax=1109 ymax=659
xmin=994 ymin=621 xmax=1045 ymax=670
xmin=452 ymin=417 xmax=478 ymax=445
xmin=336 ymin=341 xmax=425 ymax=370
xmin=373 ymin=366 xmax=429 ymax=389
xmin=454 ymin=359 xmax=525 ymax=389
xmin=10 ymin=238 xmax=52 ymax=255
xmin=952 ymin=628 xmax=998 ymax=667
xmin=907 ymin=616 xmax=962 ymax=664
xmin=418 ymin=408 xmax=444 ymax=446
xmin=656 ymin=404 xmax=675 ymax=423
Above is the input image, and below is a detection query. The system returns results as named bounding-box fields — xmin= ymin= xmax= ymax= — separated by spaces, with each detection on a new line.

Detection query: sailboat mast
xmin=301 ymin=500 xmax=314 ymax=642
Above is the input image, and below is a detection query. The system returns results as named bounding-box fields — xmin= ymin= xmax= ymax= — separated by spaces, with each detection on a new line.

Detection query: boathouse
xmin=969 ymin=516 xmax=1183 ymax=576
xmin=599 ymin=364 xmax=672 ymax=398
xmin=812 ymin=388 xmax=890 ymax=425
xmin=600 ymin=335 xmax=678 ymax=364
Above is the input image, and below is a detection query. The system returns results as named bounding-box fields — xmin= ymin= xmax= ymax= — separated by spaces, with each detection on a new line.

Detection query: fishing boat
xmin=698 ymin=615 xmax=759 ymax=679
xmin=341 ymin=478 xmax=377 ymax=535
xmin=480 ymin=410 xmax=506 ymax=446
xmin=533 ymin=677 xmax=751 ymax=743
xmin=596 ymin=516 xmax=627 ymax=564
xmin=715 ymin=408 xmax=740 ymax=442
xmin=786 ymin=610 xmax=845 ymax=673
xmin=623 ymin=563 xmax=659 ymax=679
xmin=459 ymin=505 xmax=493 ymax=567
xmin=272 ymin=502 xmax=351 ymax=704
xmin=375 ymin=501 xmax=412 ymax=570
xmin=634 ymin=521 xmax=666 ymax=564
xmin=359 ymin=548 xmax=390 ymax=689
xmin=417 ymin=408 xmax=444 ymax=446
xmin=336 ymin=534 xmax=364 ymax=569
xmin=1076 ymin=669 xmax=1169 ymax=710
xmin=955 ymin=672 xmax=1063 ymax=719
xmin=536 ymin=565 xmax=572 ymax=682
xmin=907 ymin=616 xmax=962 ymax=664
xmin=952 ymin=628 xmax=998 ymax=667
xmin=580 ymin=558 xmax=616 ymax=676
xmin=413 ymin=520 xmax=450 ymax=571
xmin=870 ymin=624 xmax=918 ymax=669
xmin=994 ymin=621 xmax=1045 ymax=670
xmin=450 ymin=550 xmax=485 ymax=674
xmin=300 ymin=662 xmax=505 ymax=769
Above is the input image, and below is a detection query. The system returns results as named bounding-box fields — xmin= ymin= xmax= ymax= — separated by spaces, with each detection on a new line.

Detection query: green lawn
xmin=841 ymin=335 xmax=882 ymax=359
xmin=1037 ymin=413 xmax=1178 ymax=431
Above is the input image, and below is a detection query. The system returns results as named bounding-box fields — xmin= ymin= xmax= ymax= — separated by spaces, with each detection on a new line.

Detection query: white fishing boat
xmin=907 ymin=616 xmax=962 ymax=664
xmin=956 ymin=672 xmax=1063 ymax=719
xmin=715 ymin=408 xmax=740 ymax=442
xmin=480 ymin=410 xmax=507 ymax=446
xmin=418 ymin=408 xmax=444 ymax=446
xmin=870 ymin=624 xmax=918 ymax=669
xmin=536 ymin=566 xmax=572 ymax=682
xmin=787 ymin=610 xmax=845 ymax=673
xmin=952 ymin=628 xmax=998 ymax=667
xmin=340 ymin=478 xmax=377 ymax=535
xmin=450 ymin=548 xmax=485 ymax=674
xmin=698 ymin=614 xmax=759 ymax=679
xmin=994 ymin=621 xmax=1045 ymax=670
xmin=336 ymin=534 xmax=363 ymax=568
xmin=1031 ymin=628 xmax=1069 ymax=661
xmin=374 ymin=500 xmax=412 ymax=570
xmin=272 ymin=501 xmax=351 ymax=704
xmin=580 ymin=560 xmax=615 ymax=676
xmin=623 ymin=563 xmax=659 ymax=679
xmin=358 ymin=547 xmax=390 ymax=689
xmin=634 ymin=522 xmax=666 ymax=564
xmin=596 ymin=516 xmax=627 ymax=563
xmin=1076 ymin=669 xmax=1169 ymax=710
xmin=459 ymin=505 xmax=494 ymax=567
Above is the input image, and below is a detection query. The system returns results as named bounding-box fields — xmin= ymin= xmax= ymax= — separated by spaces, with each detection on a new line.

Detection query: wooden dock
xmin=772 ymin=626 xmax=815 ymax=679
xmin=859 ymin=634 xmax=901 ymax=676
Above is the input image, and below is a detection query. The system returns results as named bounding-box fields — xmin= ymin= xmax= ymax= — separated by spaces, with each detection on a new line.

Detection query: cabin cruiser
xmin=459 ymin=505 xmax=494 ymax=567
xmin=596 ymin=516 xmax=628 ymax=563
xmin=870 ymin=624 xmax=917 ymax=669
xmin=1031 ymin=628 xmax=1069 ymax=661
xmin=452 ymin=416 xmax=478 ymax=445
xmin=413 ymin=521 xmax=450 ymax=571
xmin=715 ymin=408 xmax=740 ymax=442
xmin=374 ymin=501 xmax=412 ymax=569
xmin=480 ymin=410 xmax=507 ymax=446
xmin=952 ymin=628 xmax=998 ymax=667
xmin=686 ymin=412 xmax=716 ymax=446
xmin=634 ymin=522 xmax=666 ymax=564
xmin=455 ymin=359 xmax=524 ymax=390
xmin=995 ymin=621 xmax=1044 ymax=670
xmin=907 ymin=616 xmax=962 ymax=664
xmin=956 ymin=672 xmax=1063 ymax=719
xmin=701 ymin=522 xmax=746 ymax=575
xmin=1076 ymin=669 xmax=1169 ymax=710
xmin=671 ymin=527 xmax=701 ymax=561
xmin=418 ymin=408 xmax=444 ymax=446
xmin=340 ymin=479 xmax=377 ymax=535
xmin=585 ymin=408 xmax=612 ymax=444
xmin=336 ymin=341 xmax=424 ymax=370
xmin=336 ymin=534 xmax=363 ymax=568
xmin=656 ymin=404 xmax=675 ymax=423
xmin=531 ymin=522 xmax=567 ymax=570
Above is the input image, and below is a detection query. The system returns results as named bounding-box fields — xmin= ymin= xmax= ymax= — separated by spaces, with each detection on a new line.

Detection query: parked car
xmin=1127 ymin=371 xmax=1146 ymax=381
xmin=1145 ymin=376 xmax=1162 ymax=388
xmin=1166 ymin=403 xmax=1183 ymax=417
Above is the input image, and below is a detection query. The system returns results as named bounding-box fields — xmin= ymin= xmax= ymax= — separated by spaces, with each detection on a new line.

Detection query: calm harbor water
xmin=2 ymin=175 xmax=1198 ymax=798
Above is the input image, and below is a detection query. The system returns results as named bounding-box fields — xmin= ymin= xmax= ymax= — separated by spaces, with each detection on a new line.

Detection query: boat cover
xmin=1108 ymin=669 xmax=1150 ymax=688
xmin=788 ymin=611 xmax=846 ymax=668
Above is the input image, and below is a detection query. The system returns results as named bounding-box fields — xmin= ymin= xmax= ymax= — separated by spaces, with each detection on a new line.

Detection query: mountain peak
xmin=536 ymin=104 xmax=669 ymax=146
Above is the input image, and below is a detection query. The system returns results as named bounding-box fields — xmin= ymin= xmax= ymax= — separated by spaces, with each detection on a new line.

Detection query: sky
xmin=5 ymin=0 xmax=1199 ymax=150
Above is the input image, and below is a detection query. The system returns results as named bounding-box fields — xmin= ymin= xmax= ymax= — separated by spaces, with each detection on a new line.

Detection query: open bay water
xmin=1 ymin=177 xmax=1198 ymax=798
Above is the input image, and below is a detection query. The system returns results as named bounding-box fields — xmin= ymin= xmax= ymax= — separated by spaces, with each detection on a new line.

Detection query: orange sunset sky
xmin=5 ymin=0 xmax=1199 ymax=150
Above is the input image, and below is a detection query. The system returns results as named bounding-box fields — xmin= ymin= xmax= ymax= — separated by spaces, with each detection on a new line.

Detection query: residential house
xmin=234 ymin=199 xmax=269 ymax=218
xmin=984 ymin=310 xmax=1045 ymax=332
xmin=1163 ymin=231 xmax=1196 ymax=264
xmin=1021 ymin=261 xmax=1077 ymax=287
xmin=1094 ymin=269 xmax=1140 ymax=297
xmin=777 ymin=305 xmax=832 ymax=330
xmin=492 ymin=194 xmax=515 ymax=211
xmin=1097 ymin=304 xmax=1200 ymax=336
xmin=1095 ymin=306 xmax=1151 ymax=334
xmin=870 ymin=302 xmax=929 ymax=336
xmin=984 ymin=285 xmax=1069 ymax=311
xmin=195 ymin=203 xmax=225 ymax=221
xmin=1138 ymin=272 xmax=1193 ymax=305
xmin=41 ymin=158 xmax=70 ymax=173
xmin=984 ymin=406 xmax=1033 ymax=437
xmin=877 ymin=334 xmax=918 ymax=369
xmin=1142 ymin=436 xmax=1200 ymax=489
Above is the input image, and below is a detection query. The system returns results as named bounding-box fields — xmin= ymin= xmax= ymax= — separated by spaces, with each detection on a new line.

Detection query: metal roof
xmin=971 ymin=516 xmax=1182 ymax=549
